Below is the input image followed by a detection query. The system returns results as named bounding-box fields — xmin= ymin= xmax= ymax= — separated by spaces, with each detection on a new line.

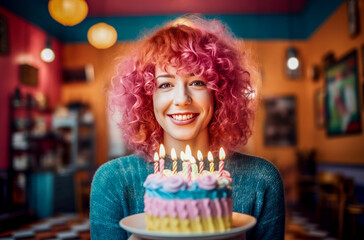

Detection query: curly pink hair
xmin=109 ymin=17 xmax=255 ymax=162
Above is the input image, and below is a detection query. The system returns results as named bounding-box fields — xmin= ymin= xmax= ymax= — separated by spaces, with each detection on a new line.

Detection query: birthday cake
xmin=143 ymin=148 xmax=233 ymax=233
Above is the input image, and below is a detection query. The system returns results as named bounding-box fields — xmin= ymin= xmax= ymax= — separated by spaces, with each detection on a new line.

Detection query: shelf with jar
xmin=6 ymin=88 xmax=60 ymax=215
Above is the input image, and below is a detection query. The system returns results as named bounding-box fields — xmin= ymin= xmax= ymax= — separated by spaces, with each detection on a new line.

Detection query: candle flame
xmin=190 ymin=156 xmax=196 ymax=164
xmin=180 ymin=151 xmax=185 ymax=161
xmin=171 ymin=148 xmax=177 ymax=160
xmin=197 ymin=150 xmax=203 ymax=161
xmin=159 ymin=144 xmax=165 ymax=158
xmin=207 ymin=151 xmax=213 ymax=162
xmin=219 ymin=147 xmax=226 ymax=161
xmin=185 ymin=145 xmax=191 ymax=159
xmin=154 ymin=152 xmax=159 ymax=162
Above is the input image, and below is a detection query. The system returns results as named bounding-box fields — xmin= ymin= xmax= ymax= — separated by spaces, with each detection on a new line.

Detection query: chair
xmin=316 ymin=172 xmax=346 ymax=239
xmin=74 ymin=170 xmax=94 ymax=216
xmin=345 ymin=203 xmax=364 ymax=239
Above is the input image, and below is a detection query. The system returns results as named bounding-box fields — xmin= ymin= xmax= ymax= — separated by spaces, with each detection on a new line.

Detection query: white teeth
xmin=172 ymin=114 xmax=195 ymax=120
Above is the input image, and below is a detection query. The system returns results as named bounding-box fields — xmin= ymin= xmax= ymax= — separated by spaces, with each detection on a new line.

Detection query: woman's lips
xmin=168 ymin=113 xmax=199 ymax=125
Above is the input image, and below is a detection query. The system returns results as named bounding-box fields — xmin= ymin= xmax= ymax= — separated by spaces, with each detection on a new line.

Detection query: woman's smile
xmin=168 ymin=113 xmax=199 ymax=124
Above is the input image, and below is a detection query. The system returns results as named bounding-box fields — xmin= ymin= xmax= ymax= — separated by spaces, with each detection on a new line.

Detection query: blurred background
xmin=0 ymin=0 xmax=363 ymax=239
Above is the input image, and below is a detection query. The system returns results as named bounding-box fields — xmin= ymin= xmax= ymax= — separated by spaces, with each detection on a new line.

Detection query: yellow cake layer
xmin=145 ymin=214 xmax=232 ymax=233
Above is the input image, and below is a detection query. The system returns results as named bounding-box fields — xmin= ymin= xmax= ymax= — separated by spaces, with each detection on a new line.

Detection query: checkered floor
xmin=285 ymin=210 xmax=338 ymax=240
xmin=0 ymin=214 xmax=90 ymax=240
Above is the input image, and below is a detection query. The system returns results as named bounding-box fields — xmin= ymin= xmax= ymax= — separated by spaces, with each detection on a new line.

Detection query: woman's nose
xmin=173 ymin=85 xmax=192 ymax=106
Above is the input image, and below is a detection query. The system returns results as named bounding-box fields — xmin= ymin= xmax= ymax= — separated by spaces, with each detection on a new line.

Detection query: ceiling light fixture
xmin=87 ymin=22 xmax=118 ymax=49
xmin=48 ymin=0 xmax=88 ymax=26
xmin=40 ymin=36 xmax=55 ymax=63
xmin=285 ymin=1 xmax=302 ymax=79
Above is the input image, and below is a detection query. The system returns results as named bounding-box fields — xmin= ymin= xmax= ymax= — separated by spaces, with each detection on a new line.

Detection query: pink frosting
xmin=163 ymin=175 xmax=185 ymax=193
xmin=144 ymin=195 xmax=232 ymax=219
xmin=220 ymin=170 xmax=233 ymax=183
xmin=197 ymin=174 xmax=217 ymax=190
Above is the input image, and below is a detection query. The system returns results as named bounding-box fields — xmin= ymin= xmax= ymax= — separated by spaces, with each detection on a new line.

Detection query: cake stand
xmin=120 ymin=212 xmax=256 ymax=240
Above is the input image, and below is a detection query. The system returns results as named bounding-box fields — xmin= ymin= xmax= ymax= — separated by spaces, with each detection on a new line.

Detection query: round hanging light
xmin=41 ymin=48 xmax=55 ymax=62
xmin=87 ymin=23 xmax=118 ymax=49
xmin=48 ymin=0 xmax=88 ymax=26
xmin=285 ymin=47 xmax=302 ymax=78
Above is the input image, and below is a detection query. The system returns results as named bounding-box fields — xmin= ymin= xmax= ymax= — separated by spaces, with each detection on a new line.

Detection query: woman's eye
xmin=158 ymin=82 xmax=173 ymax=89
xmin=191 ymin=81 xmax=206 ymax=87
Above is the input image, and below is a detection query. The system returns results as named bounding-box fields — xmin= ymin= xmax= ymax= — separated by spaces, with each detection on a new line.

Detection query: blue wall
xmin=0 ymin=0 xmax=344 ymax=42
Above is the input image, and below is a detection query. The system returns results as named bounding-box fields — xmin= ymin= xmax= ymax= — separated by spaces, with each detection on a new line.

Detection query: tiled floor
xmin=0 ymin=209 xmax=344 ymax=240
xmin=285 ymin=210 xmax=338 ymax=240
xmin=0 ymin=214 xmax=90 ymax=240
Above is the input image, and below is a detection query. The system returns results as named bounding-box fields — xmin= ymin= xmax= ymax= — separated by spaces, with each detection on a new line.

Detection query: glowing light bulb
xmin=287 ymin=57 xmax=299 ymax=70
xmin=41 ymin=48 xmax=55 ymax=62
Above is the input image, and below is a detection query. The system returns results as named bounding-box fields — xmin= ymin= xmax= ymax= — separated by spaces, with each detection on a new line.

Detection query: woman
xmin=91 ymin=17 xmax=285 ymax=239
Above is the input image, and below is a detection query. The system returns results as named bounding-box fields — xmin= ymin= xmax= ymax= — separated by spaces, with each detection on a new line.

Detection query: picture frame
xmin=362 ymin=44 xmax=364 ymax=77
xmin=19 ymin=64 xmax=38 ymax=87
xmin=0 ymin=14 xmax=9 ymax=55
xmin=62 ymin=64 xmax=94 ymax=83
xmin=314 ymin=88 xmax=325 ymax=129
xmin=346 ymin=0 xmax=360 ymax=37
xmin=263 ymin=96 xmax=296 ymax=146
xmin=325 ymin=50 xmax=361 ymax=136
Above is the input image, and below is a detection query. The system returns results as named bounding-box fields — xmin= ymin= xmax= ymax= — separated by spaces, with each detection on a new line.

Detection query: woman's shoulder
xmin=229 ymin=152 xmax=282 ymax=181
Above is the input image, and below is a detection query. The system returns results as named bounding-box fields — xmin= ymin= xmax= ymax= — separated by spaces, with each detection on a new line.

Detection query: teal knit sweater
xmin=90 ymin=152 xmax=285 ymax=239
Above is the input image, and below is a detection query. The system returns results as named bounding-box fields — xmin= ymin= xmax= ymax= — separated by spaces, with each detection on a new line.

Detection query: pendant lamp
xmin=87 ymin=23 xmax=118 ymax=49
xmin=41 ymin=36 xmax=55 ymax=63
xmin=48 ymin=0 xmax=88 ymax=26
xmin=285 ymin=46 xmax=301 ymax=78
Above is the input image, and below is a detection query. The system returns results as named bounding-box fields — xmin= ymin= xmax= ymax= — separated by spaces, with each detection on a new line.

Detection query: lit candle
xmin=185 ymin=145 xmax=192 ymax=159
xmin=154 ymin=152 xmax=159 ymax=174
xmin=159 ymin=144 xmax=165 ymax=174
xmin=181 ymin=151 xmax=187 ymax=176
xmin=186 ymin=158 xmax=191 ymax=182
xmin=219 ymin=147 xmax=226 ymax=177
xmin=208 ymin=151 xmax=214 ymax=173
xmin=197 ymin=150 xmax=204 ymax=175
xmin=171 ymin=148 xmax=177 ymax=175
xmin=190 ymin=156 xmax=198 ymax=180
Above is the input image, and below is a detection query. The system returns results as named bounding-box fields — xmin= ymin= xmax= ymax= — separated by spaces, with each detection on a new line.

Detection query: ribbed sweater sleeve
xmin=228 ymin=152 xmax=285 ymax=240
xmin=90 ymin=153 xmax=285 ymax=240
xmin=90 ymin=155 xmax=152 ymax=239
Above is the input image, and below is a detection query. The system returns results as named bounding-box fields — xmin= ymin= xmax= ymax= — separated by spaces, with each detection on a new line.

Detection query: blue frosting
xmin=146 ymin=186 xmax=232 ymax=200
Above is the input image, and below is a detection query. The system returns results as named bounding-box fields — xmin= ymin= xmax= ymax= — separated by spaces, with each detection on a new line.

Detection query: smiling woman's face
xmin=153 ymin=65 xmax=214 ymax=143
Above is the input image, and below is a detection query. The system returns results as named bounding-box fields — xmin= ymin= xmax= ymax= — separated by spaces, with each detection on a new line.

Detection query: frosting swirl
xmin=163 ymin=175 xmax=186 ymax=193
xmin=197 ymin=174 xmax=217 ymax=190
xmin=143 ymin=173 xmax=164 ymax=190
xmin=220 ymin=170 xmax=233 ymax=183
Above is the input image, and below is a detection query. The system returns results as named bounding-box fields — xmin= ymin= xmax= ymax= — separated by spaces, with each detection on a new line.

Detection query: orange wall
xmin=304 ymin=1 xmax=364 ymax=164
xmin=61 ymin=2 xmax=364 ymax=167
xmin=61 ymin=43 xmax=136 ymax=166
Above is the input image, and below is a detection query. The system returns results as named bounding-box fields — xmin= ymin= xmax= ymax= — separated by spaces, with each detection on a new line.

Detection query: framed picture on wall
xmin=346 ymin=0 xmax=360 ymax=37
xmin=263 ymin=96 xmax=296 ymax=146
xmin=325 ymin=50 xmax=362 ymax=136
xmin=314 ymin=88 xmax=325 ymax=129
xmin=362 ymin=44 xmax=364 ymax=77
xmin=0 ymin=14 xmax=9 ymax=55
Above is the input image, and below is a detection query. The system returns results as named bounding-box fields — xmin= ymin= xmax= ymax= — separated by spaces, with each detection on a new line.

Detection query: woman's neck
xmin=163 ymin=130 xmax=210 ymax=159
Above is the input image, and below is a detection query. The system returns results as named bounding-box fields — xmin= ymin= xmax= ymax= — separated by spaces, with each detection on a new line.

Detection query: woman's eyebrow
xmin=155 ymin=74 xmax=174 ymax=79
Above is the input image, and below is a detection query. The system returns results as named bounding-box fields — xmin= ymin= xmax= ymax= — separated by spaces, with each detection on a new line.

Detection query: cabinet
xmin=4 ymin=91 xmax=60 ymax=228
xmin=5 ymin=93 xmax=95 ymax=222
xmin=52 ymin=111 xmax=95 ymax=171
xmin=7 ymin=92 xmax=51 ymax=211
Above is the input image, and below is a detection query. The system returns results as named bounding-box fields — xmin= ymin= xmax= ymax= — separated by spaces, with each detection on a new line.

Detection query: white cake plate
xmin=120 ymin=212 xmax=256 ymax=240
